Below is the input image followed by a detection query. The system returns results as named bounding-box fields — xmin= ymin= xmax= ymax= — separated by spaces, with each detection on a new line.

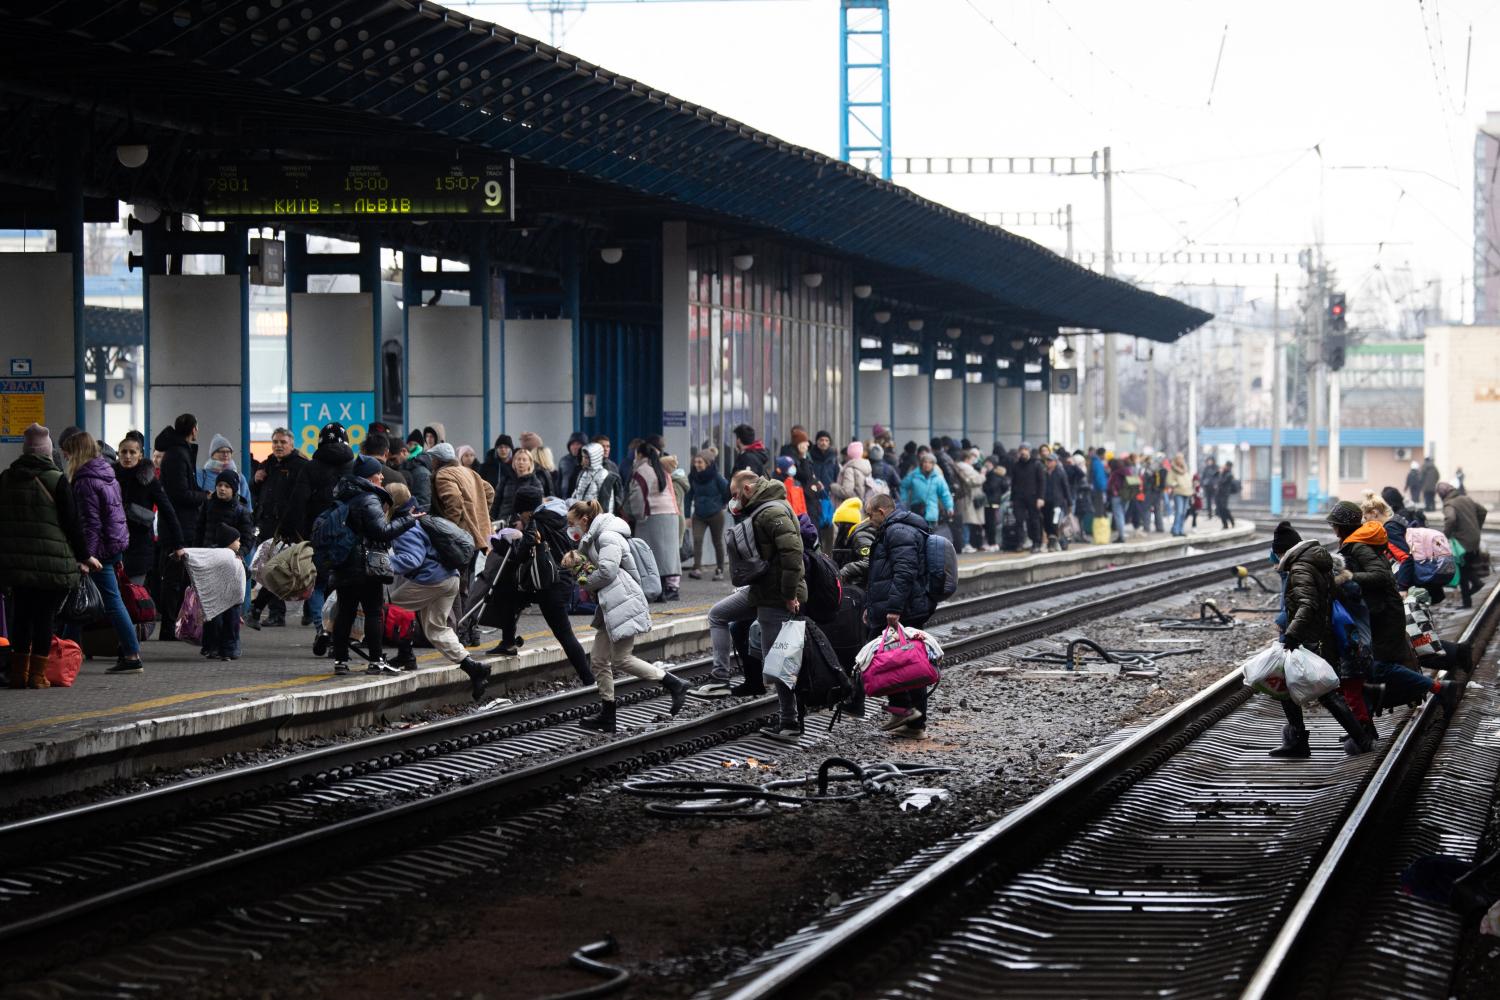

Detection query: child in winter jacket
xmin=197 ymin=469 xmax=253 ymax=660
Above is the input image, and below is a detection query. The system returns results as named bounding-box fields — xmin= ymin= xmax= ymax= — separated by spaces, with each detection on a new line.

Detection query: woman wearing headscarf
xmin=114 ymin=433 xmax=183 ymax=585
xmin=0 ymin=424 xmax=90 ymax=688
xmin=626 ymin=443 xmax=683 ymax=601
xmin=570 ymin=441 xmax=624 ymax=515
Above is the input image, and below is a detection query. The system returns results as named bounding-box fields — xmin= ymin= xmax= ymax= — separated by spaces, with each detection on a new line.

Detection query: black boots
xmin=1269 ymin=722 xmax=1312 ymax=759
xmin=579 ymin=700 xmax=618 ymax=733
xmin=661 ymin=672 xmax=689 ymax=715
xmin=459 ymin=657 xmax=490 ymax=702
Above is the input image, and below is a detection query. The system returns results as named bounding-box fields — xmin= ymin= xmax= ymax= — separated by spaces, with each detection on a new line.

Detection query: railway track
xmin=704 ymin=574 xmax=1498 ymax=1000
xmin=0 ymin=541 xmax=1269 ymax=982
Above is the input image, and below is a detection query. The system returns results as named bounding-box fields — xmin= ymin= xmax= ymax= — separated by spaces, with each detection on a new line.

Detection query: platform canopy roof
xmin=0 ymin=0 xmax=1210 ymax=341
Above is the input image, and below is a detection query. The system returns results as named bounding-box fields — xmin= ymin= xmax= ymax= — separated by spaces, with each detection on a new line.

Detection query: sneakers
xmin=961 ymin=545 xmax=978 ymax=555
xmin=106 ymin=657 xmax=144 ymax=675
xmin=312 ymin=631 xmax=331 ymax=658
xmin=758 ymin=717 xmax=803 ymax=742
xmin=333 ymin=660 xmax=351 ymax=676
xmin=365 ymin=659 xmax=401 ymax=676
xmin=712 ymin=568 xmax=724 ymax=582
xmin=879 ymin=707 xmax=924 ymax=732
xmin=688 ymin=569 xmax=703 ymax=580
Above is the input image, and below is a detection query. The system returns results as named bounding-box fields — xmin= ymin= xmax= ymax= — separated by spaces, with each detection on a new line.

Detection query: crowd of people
xmin=0 ymin=414 xmax=1484 ymax=764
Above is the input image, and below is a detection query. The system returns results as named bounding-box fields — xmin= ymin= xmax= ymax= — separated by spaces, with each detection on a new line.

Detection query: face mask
xmin=567 ymin=525 xmax=584 ymax=542
xmin=783 ymin=464 xmax=797 ymax=478
xmin=1269 ymin=550 xmax=1279 ymax=565
xmin=727 ymin=498 xmax=742 ymax=515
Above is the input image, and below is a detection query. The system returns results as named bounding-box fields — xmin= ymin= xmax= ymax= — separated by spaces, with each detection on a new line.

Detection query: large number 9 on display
xmin=484 ymin=179 xmax=502 ymax=208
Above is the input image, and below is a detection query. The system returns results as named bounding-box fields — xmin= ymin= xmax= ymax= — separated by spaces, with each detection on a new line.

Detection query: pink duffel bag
xmin=861 ymin=624 xmax=941 ymax=697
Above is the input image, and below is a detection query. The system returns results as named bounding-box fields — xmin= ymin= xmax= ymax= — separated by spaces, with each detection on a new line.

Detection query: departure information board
xmin=198 ymin=160 xmax=512 ymax=219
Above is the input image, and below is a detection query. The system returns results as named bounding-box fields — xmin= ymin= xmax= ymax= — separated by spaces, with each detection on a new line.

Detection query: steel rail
xmin=1239 ymin=574 xmax=1500 ymax=999
xmin=720 ymin=574 xmax=1500 ymax=1000
xmin=0 ymin=543 xmax=1263 ymax=968
xmin=0 ymin=539 xmax=1266 ymax=864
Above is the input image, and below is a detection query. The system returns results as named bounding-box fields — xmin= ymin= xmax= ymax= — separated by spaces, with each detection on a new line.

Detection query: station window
xmin=1338 ymin=447 xmax=1365 ymax=481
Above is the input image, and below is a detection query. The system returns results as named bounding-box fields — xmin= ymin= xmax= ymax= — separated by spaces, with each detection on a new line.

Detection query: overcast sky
xmin=461 ymin=0 xmax=1500 ymax=328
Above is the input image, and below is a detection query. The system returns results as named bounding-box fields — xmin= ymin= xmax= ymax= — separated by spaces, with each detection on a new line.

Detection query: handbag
xmin=518 ymin=534 xmax=560 ymax=592
xmin=125 ymin=502 xmax=156 ymax=529
xmin=175 ymin=586 xmax=204 ymax=645
xmin=861 ymin=625 xmax=941 ymax=698
xmin=115 ymin=563 xmax=158 ymax=625
xmin=59 ymin=574 xmax=106 ymax=626
xmin=762 ymin=618 xmax=807 ymax=690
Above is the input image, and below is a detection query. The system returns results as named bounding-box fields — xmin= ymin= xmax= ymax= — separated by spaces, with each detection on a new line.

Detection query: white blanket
xmin=183 ymin=547 xmax=247 ymax=621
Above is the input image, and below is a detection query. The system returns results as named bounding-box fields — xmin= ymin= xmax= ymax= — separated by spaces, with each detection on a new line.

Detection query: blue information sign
xmin=290 ymin=392 xmax=375 ymax=456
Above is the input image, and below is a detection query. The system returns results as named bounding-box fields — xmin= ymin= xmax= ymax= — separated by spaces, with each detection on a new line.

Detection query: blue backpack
xmin=311 ymin=501 xmax=357 ymax=573
xmin=922 ymin=532 xmax=959 ymax=604
xmin=1330 ymin=594 xmax=1374 ymax=674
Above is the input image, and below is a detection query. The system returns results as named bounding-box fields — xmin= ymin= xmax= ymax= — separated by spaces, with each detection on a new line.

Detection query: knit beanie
xmin=406 ymin=429 xmax=425 ymax=447
xmin=846 ymin=440 xmax=864 ymax=461
xmin=519 ymin=431 xmax=543 ymax=451
xmin=1380 ymin=486 xmax=1406 ymax=514
xmin=215 ymin=468 xmax=241 ymax=492
xmin=1271 ymin=520 xmax=1302 ymax=556
xmin=428 ymin=442 xmax=456 ymax=464
xmin=320 ymin=422 xmax=349 ymax=445
xmin=215 ymin=524 xmax=241 ymax=548
xmin=22 ymin=423 xmax=51 ymax=458
xmin=496 ymin=434 xmax=515 ymax=451
xmin=869 ymin=444 xmax=884 ymax=463
xmin=1326 ymin=500 xmax=1363 ymax=531
xmin=872 ymin=423 xmax=888 ymax=440
xmin=514 ymin=485 xmax=544 ymax=515
xmin=791 ymin=428 xmax=809 ymax=446
xmin=352 ymin=455 xmax=383 ymax=480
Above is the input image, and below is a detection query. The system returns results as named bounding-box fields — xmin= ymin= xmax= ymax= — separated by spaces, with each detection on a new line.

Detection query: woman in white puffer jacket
xmin=566 ymin=499 xmax=689 ymax=734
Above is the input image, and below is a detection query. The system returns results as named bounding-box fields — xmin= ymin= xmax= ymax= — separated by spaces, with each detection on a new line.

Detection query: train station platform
xmin=0 ymin=522 xmax=1256 ymax=801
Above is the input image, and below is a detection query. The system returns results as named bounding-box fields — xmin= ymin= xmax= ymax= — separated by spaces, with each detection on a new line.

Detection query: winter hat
xmin=22 ymin=423 xmax=51 ymax=458
xmin=215 ymin=468 xmax=241 ymax=492
xmin=495 ymin=434 xmax=515 ymax=451
xmin=869 ymin=444 xmax=885 ymax=463
xmin=208 ymin=433 xmax=233 ymax=456
xmin=1326 ymin=500 xmax=1363 ymax=531
xmin=320 ymin=422 xmax=349 ymax=445
xmin=791 ymin=428 xmax=809 ymax=446
xmin=514 ymin=485 xmax=544 ymax=515
xmin=406 ymin=429 xmax=425 ymax=447
xmin=846 ymin=440 xmax=864 ymax=461
xmin=775 ymin=455 xmax=797 ymax=477
xmin=1271 ymin=520 xmax=1302 ymax=556
xmin=427 ymin=442 xmax=456 ymax=464
xmin=582 ymin=442 xmax=605 ymax=469
xmin=519 ymin=431 xmax=543 ymax=451
xmin=1381 ymin=486 xmax=1406 ymax=513
xmin=352 ymin=455 xmax=383 ymax=480
xmin=456 ymin=445 xmax=477 ymax=466
xmin=1436 ymin=482 xmax=1455 ymax=499
xmin=215 ymin=524 xmax=241 ymax=548
xmin=872 ymin=423 xmax=888 ymax=440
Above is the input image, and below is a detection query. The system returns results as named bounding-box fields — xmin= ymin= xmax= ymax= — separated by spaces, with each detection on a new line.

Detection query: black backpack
xmin=796 ymin=621 xmax=854 ymax=716
xmin=802 ymin=549 xmax=843 ymax=624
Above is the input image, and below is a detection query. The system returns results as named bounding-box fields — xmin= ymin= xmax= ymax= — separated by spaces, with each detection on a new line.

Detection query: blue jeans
xmin=65 ymin=554 xmax=140 ymax=658
xmin=307 ymin=568 xmax=330 ymax=630
xmin=1371 ymin=658 xmax=1433 ymax=704
xmin=1109 ymin=496 xmax=1127 ymax=541
xmin=1170 ymin=495 xmax=1189 ymax=535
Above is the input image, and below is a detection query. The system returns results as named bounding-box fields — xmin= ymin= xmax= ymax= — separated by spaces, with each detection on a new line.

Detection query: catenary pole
xmin=1270 ymin=273 xmax=1283 ymax=515
xmin=1102 ymin=147 xmax=1119 ymax=449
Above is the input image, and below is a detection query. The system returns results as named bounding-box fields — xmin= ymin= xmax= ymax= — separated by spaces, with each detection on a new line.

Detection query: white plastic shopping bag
xmin=1283 ymin=647 xmax=1340 ymax=704
xmin=761 ymin=619 xmax=807 ymax=690
xmin=1241 ymin=642 xmax=1287 ymax=695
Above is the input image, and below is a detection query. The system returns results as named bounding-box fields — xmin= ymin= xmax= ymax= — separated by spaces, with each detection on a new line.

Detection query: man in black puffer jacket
xmin=287 ymin=422 xmax=354 ymax=630
xmin=1267 ymin=522 xmax=1370 ymax=758
xmin=862 ymin=493 xmax=936 ymax=736
xmin=320 ymin=455 xmax=419 ymax=676
xmin=1326 ymin=501 xmax=1460 ymax=717
xmin=1009 ymin=444 xmax=1047 ymax=553
xmin=248 ymin=427 xmax=307 ymax=628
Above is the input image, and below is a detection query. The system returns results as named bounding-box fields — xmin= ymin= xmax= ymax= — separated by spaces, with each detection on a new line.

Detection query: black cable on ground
xmin=534 ymin=935 xmax=630 ymax=1000
xmin=622 ymin=758 xmax=958 ymax=818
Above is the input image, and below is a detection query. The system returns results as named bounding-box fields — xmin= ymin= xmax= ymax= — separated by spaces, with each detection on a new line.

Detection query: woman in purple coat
xmin=63 ymin=431 xmax=147 ymax=674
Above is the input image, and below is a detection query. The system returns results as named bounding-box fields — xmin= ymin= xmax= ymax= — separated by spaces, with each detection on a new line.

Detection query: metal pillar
xmin=358 ymin=240 xmax=383 ymax=421
xmin=1101 ymin=147 xmax=1119 ymax=448
xmin=226 ymin=225 xmax=250 ymax=462
xmin=55 ymin=118 xmax=87 ymax=429
xmin=1269 ymin=274 xmax=1284 ymax=515
xmin=471 ymin=234 xmax=493 ymax=449
xmin=839 ymin=0 xmax=892 ymax=180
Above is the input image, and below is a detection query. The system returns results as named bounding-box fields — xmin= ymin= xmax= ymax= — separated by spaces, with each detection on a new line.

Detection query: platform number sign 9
xmin=290 ymin=392 xmax=374 ymax=457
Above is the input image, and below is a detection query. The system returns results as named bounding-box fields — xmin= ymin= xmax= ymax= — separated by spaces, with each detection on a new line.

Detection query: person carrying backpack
xmin=385 ymin=482 xmax=492 ymax=700
xmin=861 ymin=492 xmax=938 ymax=735
xmin=704 ymin=471 xmax=807 ymax=740
xmin=313 ymin=455 xmax=420 ymax=676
